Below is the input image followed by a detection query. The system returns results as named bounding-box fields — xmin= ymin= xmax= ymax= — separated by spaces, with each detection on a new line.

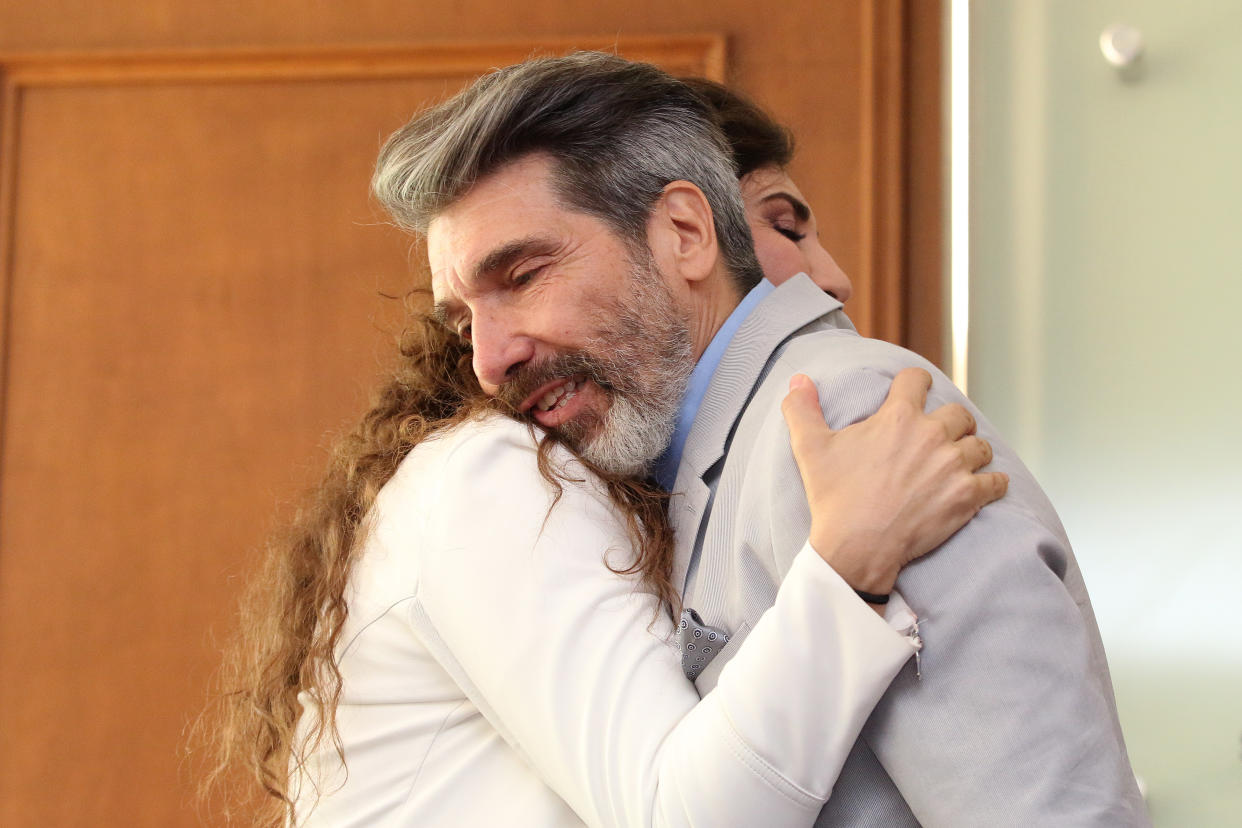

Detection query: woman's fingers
xmin=879 ymin=367 xmax=932 ymax=413
xmin=881 ymin=369 xmax=977 ymax=444
xmin=781 ymin=374 xmax=832 ymax=458
xmin=956 ymin=434 xmax=994 ymax=471
xmin=929 ymin=402 xmax=977 ymax=441
xmin=975 ymin=471 xmax=1010 ymax=506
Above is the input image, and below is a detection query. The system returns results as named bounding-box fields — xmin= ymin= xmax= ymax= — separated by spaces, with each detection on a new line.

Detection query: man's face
xmin=427 ymin=154 xmax=694 ymax=476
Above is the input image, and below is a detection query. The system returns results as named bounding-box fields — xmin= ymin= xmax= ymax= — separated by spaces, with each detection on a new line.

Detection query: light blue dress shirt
xmin=652 ymin=279 xmax=775 ymax=490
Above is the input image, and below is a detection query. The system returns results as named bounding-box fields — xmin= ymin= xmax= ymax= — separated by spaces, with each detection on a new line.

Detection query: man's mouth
xmin=517 ymin=374 xmax=596 ymax=429
xmin=535 ymin=377 xmax=583 ymax=412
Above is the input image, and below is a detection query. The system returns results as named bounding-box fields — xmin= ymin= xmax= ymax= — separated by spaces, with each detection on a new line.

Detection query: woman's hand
xmin=781 ymin=368 xmax=1008 ymax=599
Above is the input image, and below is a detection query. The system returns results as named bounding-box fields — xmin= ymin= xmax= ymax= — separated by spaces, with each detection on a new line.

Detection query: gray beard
xmin=570 ymin=261 xmax=694 ymax=477
xmin=577 ymin=372 xmax=685 ymax=478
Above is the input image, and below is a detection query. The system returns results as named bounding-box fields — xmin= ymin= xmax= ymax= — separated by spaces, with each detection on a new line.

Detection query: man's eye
xmin=774 ymin=224 xmax=807 ymax=243
xmin=512 ymin=264 xmax=545 ymax=287
xmin=457 ymin=323 xmax=472 ymax=341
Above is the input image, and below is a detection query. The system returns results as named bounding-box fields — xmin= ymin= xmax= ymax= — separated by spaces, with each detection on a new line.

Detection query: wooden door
xmin=0 ymin=4 xmax=939 ymax=825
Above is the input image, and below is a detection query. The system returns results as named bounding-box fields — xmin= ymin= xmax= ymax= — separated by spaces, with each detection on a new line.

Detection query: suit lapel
xmin=671 ymin=276 xmax=844 ymax=599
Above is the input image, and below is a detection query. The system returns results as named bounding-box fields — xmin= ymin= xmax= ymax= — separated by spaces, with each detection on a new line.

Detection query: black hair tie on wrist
xmin=854 ymin=588 xmax=890 ymax=605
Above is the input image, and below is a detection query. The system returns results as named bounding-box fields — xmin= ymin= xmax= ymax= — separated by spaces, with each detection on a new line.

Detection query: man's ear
xmin=649 ymin=181 xmax=718 ymax=283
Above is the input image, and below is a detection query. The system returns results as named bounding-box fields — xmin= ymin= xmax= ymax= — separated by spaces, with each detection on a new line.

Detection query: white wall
xmin=967 ymin=1 xmax=1242 ymax=824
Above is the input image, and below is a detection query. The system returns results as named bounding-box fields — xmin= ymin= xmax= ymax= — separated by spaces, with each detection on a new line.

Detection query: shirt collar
xmin=652 ymin=279 xmax=775 ymax=489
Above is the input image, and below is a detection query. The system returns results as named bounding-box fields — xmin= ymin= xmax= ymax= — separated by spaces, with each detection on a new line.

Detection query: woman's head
xmin=685 ymin=78 xmax=853 ymax=302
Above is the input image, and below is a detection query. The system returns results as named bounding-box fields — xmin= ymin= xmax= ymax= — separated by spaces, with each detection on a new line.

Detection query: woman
xmin=686 ymin=77 xmax=854 ymax=299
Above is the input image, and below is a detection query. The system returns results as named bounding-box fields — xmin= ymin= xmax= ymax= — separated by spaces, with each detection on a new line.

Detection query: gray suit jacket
xmin=671 ymin=276 xmax=1149 ymax=827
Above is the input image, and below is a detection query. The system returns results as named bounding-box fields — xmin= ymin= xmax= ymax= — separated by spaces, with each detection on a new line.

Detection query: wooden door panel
xmin=2 ymin=80 xmax=421 ymax=826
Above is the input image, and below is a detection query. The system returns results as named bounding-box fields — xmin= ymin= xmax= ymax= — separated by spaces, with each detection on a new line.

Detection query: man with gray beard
xmin=486 ymin=250 xmax=693 ymax=477
xmin=378 ymin=52 xmax=1150 ymax=826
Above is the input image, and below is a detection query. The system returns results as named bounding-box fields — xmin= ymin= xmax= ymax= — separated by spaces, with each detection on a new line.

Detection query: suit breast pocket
xmin=692 ymin=621 xmax=752 ymax=696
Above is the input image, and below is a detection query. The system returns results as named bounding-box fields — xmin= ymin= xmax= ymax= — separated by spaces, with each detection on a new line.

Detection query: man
xmin=374 ymin=53 xmax=1149 ymax=825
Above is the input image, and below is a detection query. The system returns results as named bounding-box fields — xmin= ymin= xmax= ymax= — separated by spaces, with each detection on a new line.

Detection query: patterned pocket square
xmin=676 ymin=608 xmax=730 ymax=681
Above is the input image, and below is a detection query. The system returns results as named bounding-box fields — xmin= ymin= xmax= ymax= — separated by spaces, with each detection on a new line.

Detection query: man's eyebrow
xmin=429 ymin=235 xmax=558 ymax=329
xmin=471 ymin=235 xmax=558 ymax=282
xmin=759 ymin=192 xmax=811 ymax=223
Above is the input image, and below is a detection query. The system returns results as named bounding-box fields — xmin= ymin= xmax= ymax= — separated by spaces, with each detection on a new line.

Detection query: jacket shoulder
xmin=754 ymin=324 xmax=957 ymax=431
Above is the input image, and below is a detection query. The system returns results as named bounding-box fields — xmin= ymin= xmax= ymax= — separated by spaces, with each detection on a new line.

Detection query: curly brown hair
xmin=191 ymin=310 xmax=675 ymax=825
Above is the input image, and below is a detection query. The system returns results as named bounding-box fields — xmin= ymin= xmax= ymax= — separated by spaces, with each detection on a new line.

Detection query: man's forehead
xmin=426 ymin=157 xmax=562 ymax=278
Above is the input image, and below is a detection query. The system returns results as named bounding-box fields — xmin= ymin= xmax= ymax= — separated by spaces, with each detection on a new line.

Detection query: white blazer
xmin=290 ymin=415 xmax=917 ymax=827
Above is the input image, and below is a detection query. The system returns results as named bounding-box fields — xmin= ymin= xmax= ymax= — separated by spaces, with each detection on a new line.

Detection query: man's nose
xmin=469 ymin=312 xmax=535 ymax=395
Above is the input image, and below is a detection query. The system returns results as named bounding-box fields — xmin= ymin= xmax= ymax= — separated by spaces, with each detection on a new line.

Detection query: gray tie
xmin=676 ymin=608 xmax=730 ymax=682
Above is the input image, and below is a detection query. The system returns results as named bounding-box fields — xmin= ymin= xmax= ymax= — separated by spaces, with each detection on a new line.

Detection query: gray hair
xmin=371 ymin=51 xmax=763 ymax=293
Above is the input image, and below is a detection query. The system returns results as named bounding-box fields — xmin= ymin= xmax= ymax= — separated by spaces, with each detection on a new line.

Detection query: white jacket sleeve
xmin=408 ymin=420 xmax=916 ymax=827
